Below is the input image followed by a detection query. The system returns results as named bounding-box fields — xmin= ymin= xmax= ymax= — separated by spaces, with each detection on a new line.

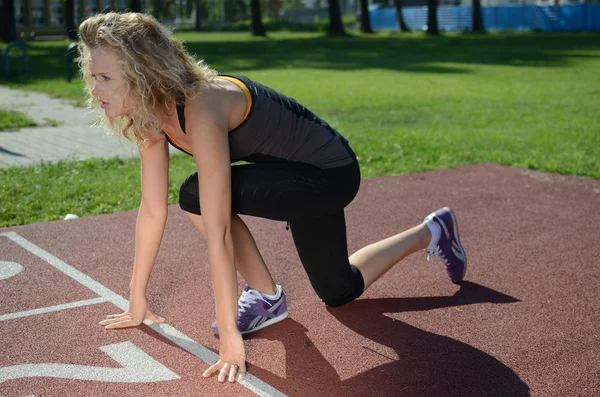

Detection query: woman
xmin=79 ymin=12 xmax=467 ymax=384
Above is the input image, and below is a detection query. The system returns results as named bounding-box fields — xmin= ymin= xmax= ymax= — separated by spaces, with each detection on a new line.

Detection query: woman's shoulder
xmin=183 ymin=81 xmax=248 ymax=132
xmin=188 ymin=78 xmax=245 ymax=110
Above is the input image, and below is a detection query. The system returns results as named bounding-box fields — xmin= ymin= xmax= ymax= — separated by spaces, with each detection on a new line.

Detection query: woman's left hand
xmin=203 ymin=330 xmax=246 ymax=383
xmin=99 ymin=296 xmax=164 ymax=329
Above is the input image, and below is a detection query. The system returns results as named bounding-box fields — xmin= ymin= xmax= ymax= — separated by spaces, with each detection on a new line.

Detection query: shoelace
xmin=238 ymin=288 xmax=272 ymax=314
xmin=426 ymin=246 xmax=449 ymax=266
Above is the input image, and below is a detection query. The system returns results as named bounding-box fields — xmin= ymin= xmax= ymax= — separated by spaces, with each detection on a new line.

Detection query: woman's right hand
xmin=99 ymin=296 xmax=165 ymax=329
xmin=203 ymin=330 xmax=247 ymax=383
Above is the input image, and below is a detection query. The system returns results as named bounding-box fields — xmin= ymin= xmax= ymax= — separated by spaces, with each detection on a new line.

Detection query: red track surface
xmin=1 ymin=164 xmax=599 ymax=397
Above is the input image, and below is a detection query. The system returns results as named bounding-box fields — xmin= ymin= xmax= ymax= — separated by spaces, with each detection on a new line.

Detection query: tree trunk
xmin=152 ymin=0 xmax=163 ymax=19
xmin=250 ymin=0 xmax=267 ymax=37
xmin=65 ymin=0 xmax=78 ymax=40
xmin=427 ymin=0 xmax=439 ymax=35
xmin=393 ymin=0 xmax=410 ymax=32
xmin=0 ymin=0 xmax=17 ymax=42
xmin=250 ymin=0 xmax=266 ymax=36
xmin=472 ymin=0 xmax=485 ymax=33
xmin=195 ymin=0 xmax=201 ymax=30
xmin=130 ymin=0 xmax=143 ymax=12
xmin=327 ymin=0 xmax=346 ymax=36
xmin=359 ymin=0 xmax=374 ymax=33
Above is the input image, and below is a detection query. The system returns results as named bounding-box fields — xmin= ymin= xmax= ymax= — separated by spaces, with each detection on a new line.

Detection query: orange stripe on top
xmin=218 ymin=75 xmax=252 ymax=124
xmin=163 ymin=131 xmax=192 ymax=155
xmin=163 ymin=76 xmax=252 ymax=156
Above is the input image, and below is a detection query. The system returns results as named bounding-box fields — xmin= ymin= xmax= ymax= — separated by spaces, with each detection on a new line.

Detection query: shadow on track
xmin=250 ymin=281 xmax=530 ymax=397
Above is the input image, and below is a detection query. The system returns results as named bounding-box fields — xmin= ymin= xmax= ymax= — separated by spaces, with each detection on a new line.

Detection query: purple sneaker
xmin=424 ymin=207 xmax=467 ymax=284
xmin=211 ymin=284 xmax=288 ymax=335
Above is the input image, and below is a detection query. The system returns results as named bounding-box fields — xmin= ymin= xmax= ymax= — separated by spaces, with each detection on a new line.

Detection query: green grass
xmin=1 ymin=31 xmax=599 ymax=227
xmin=0 ymin=109 xmax=37 ymax=131
xmin=0 ymin=156 xmax=196 ymax=226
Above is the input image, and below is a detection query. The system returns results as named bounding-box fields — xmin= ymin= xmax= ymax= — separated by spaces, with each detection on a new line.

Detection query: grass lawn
xmin=0 ymin=109 xmax=37 ymax=131
xmin=1 ymin=30 xmax=599 ymax=227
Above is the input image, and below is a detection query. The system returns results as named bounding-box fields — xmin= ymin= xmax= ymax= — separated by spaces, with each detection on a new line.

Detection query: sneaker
xmin=424 ymin=207 xmax=467 ymax=284
xmin=210 ymin=284 xmax=289 ymax=335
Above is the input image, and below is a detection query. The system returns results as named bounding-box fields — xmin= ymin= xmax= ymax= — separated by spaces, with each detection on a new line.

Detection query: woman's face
xmin=90 ymin=48 xmax=132 ymax=118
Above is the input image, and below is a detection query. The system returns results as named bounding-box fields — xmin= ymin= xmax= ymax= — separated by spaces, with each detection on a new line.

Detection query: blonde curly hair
xmin=78 ymin=12 xmax=217 ymax=144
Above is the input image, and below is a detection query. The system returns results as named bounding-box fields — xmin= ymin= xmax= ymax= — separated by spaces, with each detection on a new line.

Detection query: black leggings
xmin=179 ymin=160 xmax=364 ymax=307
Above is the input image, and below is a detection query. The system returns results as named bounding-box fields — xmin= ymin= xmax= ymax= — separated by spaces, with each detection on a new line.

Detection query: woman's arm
xmin=131 ymin=134 xmax=170 ymax=299
xmin=186 ymin=95 xmax=245 ymax=382
xmin=100 ymin=133 xmax=170 ymax=329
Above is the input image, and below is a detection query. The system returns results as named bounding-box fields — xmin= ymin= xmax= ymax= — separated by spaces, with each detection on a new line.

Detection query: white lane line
xmin=0 ymin=297 xmax=109 ymax=321
xmin=0 ymin=233 xmax=130 ymax=308
xmin=0 ymin=231 xmax=288 ymax=397
xmin=149 ymin=323 xmax=286 ymax=397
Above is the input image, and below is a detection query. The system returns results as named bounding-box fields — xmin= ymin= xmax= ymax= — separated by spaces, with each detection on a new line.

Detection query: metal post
xmin=4 ymin=41 xmax=30 ymax=76
xmin=65 ymin=42 xmax=79 ymax=82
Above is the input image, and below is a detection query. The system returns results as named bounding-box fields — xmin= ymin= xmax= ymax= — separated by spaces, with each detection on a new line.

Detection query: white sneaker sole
xmin=241 ymin=311 xmax=289 ymax=335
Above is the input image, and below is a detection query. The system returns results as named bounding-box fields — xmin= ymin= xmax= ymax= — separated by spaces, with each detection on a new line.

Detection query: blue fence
xmin=369 ymin=4 xmax=600 ymax=32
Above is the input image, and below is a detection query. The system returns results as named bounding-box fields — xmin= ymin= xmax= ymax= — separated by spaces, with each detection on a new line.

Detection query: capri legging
xmin=178 ymin=159 xmax=364 ymax=307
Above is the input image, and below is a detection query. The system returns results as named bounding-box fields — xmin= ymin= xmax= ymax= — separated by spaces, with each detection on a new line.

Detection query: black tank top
xmin=165 ymin=74 xmax=356 ymax=169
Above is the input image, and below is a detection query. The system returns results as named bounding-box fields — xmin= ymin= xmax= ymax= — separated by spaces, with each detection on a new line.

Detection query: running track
xmin=1 ymin=164 xmax=599 ymax=397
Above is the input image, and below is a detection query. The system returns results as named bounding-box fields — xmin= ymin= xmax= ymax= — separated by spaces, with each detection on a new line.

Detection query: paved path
xmin=0 ymin=86 xmax=177 ymax=168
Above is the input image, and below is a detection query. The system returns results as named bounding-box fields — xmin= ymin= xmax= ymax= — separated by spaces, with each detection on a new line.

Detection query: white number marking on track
xmin=0 ymin=341 xmax=180 ymax=383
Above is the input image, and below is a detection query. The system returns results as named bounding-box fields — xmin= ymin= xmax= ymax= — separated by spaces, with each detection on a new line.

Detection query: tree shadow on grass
xmin=249 ymin=281 xmax=530 ymax=397
xmin=0 ymin=43 xmax=69 ymax=81
xmin=185 ymin=32 xmax=600 ymax=74
xmin=1 ymin=32 xmax=599 ymax=86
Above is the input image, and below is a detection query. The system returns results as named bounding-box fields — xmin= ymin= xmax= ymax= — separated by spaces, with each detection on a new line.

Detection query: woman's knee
xmin=179 ymin=173 xmax=202 ymax=215
xmin=315 ymin=286 xmax=361 ymax=307
xmin=313 ymin=265 xmax=365 ymax=307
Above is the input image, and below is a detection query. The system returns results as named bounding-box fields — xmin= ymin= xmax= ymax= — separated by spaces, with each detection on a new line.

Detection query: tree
xmin=195 ymin=0 xmax=202 ymax=30
xmin=427 ymin=0 xmax=439 ymax=35
xmin=65 ymin=0 xmax=78 ymax=40
xmin=327 ymin=0 xmax=345 ymax=36
xmin=472 ymin=0 xmax=485 ymax=33
xmin=225 ymin=0 xmax=248 ymax=24
xmin=0 ymin=0 xmax=17 ymax=42
xmin=359 ymin=0 xmax=374 ymax=33
xmin=152 ymin=0 xmax=163 ymax=19
xmin=130 ymin=0 xmax=143 ymax=12
xmin=393 ymin=0 xmax=410 ymax=32
xmin=250 ymin=0 xmax=266 ymax=36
